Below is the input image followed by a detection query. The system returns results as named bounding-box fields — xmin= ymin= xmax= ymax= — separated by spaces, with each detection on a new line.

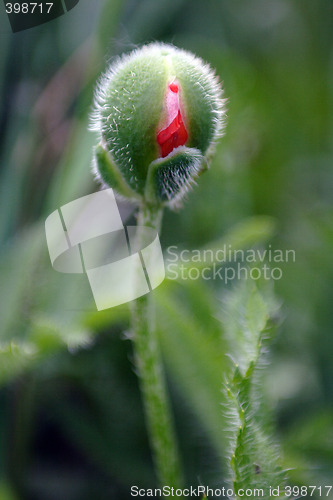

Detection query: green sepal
xmin=94 ymin=143 xmax=141 ymax=200
xmin=145 ymin=147 xmax=204 ymax=205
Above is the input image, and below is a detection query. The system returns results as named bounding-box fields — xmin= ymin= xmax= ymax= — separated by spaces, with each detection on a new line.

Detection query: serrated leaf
xmin=222 ymin=281 xmax=268 ymax=374
xmin=221 ymin=280 xmax=286 ymax=497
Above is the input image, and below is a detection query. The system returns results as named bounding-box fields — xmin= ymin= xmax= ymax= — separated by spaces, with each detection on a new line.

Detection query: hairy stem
xmin=131 ymin=203 xmax=183 ymax=488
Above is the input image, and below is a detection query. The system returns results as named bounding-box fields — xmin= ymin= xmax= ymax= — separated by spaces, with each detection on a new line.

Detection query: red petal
xmin=157 ymin=111 xmax=188 ymax=158
xmin=157 ymin=81 xmax=188 ymax=158
xmin=169 ymin=82 xmax=179 ymax=93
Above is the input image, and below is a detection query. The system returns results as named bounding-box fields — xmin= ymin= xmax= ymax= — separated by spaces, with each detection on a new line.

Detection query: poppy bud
xmin=91 ymin=43 xmax=225 ymax=206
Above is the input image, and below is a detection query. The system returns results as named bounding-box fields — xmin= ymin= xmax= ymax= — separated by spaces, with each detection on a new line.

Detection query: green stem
xmin=131 ymin=202 xmax=183 ymax=488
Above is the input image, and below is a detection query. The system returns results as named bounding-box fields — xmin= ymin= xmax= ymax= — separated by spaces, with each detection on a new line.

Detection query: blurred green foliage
xmin=0 ymin=0 xmax=332 ymax=498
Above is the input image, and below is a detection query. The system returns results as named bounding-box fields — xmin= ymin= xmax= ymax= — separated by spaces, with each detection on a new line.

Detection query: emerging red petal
xmin=157 ymin=81 xmax=188 ymax=158
xmin=168 ymin=82 xmax=179 ymax=93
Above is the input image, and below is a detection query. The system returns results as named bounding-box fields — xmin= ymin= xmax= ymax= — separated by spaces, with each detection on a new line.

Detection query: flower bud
xmin=91 ymin=43 xmax=225 ymax=206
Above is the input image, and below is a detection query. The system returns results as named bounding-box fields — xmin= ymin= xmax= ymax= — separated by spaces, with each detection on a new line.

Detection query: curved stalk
xmin=131 ymin=203 xmax=183 ymax=488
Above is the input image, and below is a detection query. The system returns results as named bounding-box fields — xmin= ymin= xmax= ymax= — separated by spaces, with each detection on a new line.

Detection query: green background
xmin=0 ymin=0 xmax=332 ymax=498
